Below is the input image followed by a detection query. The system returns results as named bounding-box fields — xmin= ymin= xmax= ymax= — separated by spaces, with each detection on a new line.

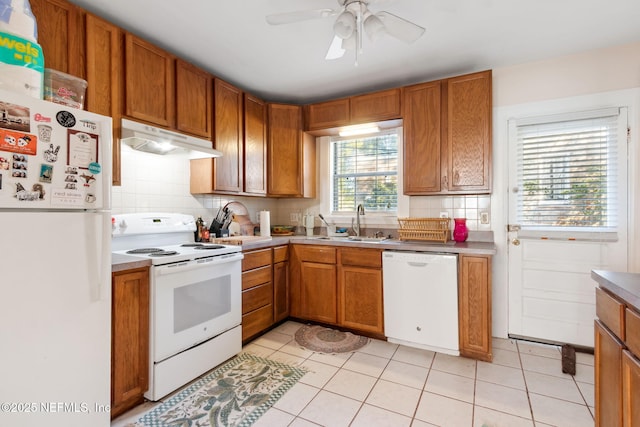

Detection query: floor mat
xmin=132 ymin=352 xmax=306 ymax=427
xmin=294 ymin=324 xmax=369 ymax=353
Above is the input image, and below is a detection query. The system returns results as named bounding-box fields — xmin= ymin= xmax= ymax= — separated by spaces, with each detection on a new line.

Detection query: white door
xmin=507 ymin=107 xmax=628 ymax=347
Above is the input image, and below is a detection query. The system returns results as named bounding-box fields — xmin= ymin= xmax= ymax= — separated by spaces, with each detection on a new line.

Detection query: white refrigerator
xmin=0 ymin=90 xmax=112 ymax=426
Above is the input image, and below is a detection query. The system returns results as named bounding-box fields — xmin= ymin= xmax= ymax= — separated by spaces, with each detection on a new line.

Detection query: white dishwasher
xmin=383 ymin=251 xmax=459 ymax=355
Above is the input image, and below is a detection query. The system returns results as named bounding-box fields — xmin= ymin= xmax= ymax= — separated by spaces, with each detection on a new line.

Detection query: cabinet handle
xmin=443 ymin=175 xmax=448 ymax=187
xmin=454 ymin=171 xmax=460 ymax=185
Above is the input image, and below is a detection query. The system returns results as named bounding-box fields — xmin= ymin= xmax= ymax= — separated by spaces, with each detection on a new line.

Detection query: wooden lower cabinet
xmin=595 ymin=319 xmax=623 ymax=427
xmin=291 ymin=245 xmax=384 ymax=336
xmin=111 ymin=267 xmax=149 ymax=419
xmin=622 ymin=350 xmax=640 ymax=427
xmin=338 ymin=248 xmax=384 ymax=335
xmin=273 ymin=246 xmax=290 ymax=322
xmin=242 ymin=249 xmax=273 ymax=341
xmin=458 ymin=255 xmax=492 ymax=362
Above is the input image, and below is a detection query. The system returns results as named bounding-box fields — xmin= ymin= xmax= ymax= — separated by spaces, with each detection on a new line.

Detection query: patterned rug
xmin=294 ymin=325 xmax=369 ymax=353
xmin=132 ymin=353 xmax=306 ymax=427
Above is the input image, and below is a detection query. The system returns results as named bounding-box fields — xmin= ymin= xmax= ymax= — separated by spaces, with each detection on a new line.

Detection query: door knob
xmin=511 ymin=238 xmax=520 ymax=246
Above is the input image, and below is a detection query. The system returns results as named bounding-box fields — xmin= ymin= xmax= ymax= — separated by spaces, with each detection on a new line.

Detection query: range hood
xmin=120 ymin=118 xmax=222 ymax=157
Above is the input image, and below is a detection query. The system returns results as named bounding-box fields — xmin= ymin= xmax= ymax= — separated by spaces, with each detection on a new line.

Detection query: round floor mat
xmin=294 ymin=325 xmax=369 ymax=353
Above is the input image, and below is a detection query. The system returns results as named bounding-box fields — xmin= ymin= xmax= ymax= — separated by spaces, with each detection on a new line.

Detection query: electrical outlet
xmin=439 ymin=212 xmax=449 ymax=218
xmin=290 ymin=212 xmax=300 ymax=223
xmin=480 ymin=211 xmax=490 ymax=224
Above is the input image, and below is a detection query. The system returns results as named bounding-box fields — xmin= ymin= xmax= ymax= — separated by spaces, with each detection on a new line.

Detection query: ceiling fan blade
xmin=376 ymin=11 xmax=425 ymax=43
xmin=266 ymin=8 xmax=336 ymax=25
xmin=325 ymin=35 xmax=346 ymax=60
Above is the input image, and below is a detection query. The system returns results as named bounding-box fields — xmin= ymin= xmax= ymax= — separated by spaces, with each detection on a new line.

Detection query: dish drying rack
xmin=397 ymin=217 xmax=451 ymax=243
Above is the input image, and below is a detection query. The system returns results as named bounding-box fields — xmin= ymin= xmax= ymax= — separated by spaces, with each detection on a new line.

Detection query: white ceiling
xmin=67 ymin=0 xmax=640 ymax=104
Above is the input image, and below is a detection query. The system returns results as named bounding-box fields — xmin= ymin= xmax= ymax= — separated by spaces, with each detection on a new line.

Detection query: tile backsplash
xmin=112 ymin=143 xmax=492 ymax=234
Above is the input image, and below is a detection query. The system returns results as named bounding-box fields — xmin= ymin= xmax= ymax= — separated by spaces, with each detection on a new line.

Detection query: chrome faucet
xmin=355 ymin=204 xmax=365 ymax=236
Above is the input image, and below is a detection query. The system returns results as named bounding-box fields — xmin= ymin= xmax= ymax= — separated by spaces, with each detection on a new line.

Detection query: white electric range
xmin=112 ymin=212 xmax=244 ymax=401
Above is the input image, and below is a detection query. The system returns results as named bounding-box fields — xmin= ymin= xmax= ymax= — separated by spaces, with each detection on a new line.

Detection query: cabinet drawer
xmin=242 ymin=304 xmax=273 ymax=341
xmin=273 ymin=245 xmax=289 ymax=263
xmin=296 ymin=245 xmax=336 ymax=264
xmin=242 ymin=249 xmax=272 ymax=271
xmin=339 ymin=248 xmax=381 ymax=268
xmin=242 ymin=282 xmax=273 ymax=314
xmin=596 ymin=287 xmax=625 ymax=340
xmin=242 ymin=265 xmax=272 ymax=290
xmin=626 ymin=308 xmax=640 ymax=356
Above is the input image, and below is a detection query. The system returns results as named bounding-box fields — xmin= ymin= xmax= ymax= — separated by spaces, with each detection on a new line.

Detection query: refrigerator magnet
xmin=0 ymin=101 xmax=30 ymax=133
xmin=43 ymin=144 xmax=60 ymax=162
xmin=39 ymin=164 xmax=53 ymax=183
xmin=79 ymin=172 xmax=96 ymax=187
xmin=56 ymin=110 xmax=76 ymax=128
xmin=67 ymin=130 xmax=98 ymax=169
xmin=15 ymin=182 xmax=40 ymax=201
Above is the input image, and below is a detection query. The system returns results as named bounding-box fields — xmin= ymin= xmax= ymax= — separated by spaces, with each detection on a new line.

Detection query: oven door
xmin=152 ymin=252 xmax=243 ymax=362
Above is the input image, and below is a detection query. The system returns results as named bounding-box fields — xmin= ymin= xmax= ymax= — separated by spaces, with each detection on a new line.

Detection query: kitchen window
xmin=330 ymin=130 xmax=398 ymax=213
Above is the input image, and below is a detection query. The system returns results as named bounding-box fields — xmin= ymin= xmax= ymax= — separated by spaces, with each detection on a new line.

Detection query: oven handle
xmin=155 ymin=252 xmax=244 ymax=275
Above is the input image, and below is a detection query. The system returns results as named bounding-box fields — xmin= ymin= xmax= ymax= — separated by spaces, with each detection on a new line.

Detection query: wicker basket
xmin=397 ymin=217 xmax=451 ymax=243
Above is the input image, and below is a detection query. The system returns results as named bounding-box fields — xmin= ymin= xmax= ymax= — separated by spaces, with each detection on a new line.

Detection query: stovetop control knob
xmin=118 ymin=219 xmax=127 ymax=231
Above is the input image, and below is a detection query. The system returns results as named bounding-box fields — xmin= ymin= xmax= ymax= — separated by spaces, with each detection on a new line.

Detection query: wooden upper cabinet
xmin=403 ymin=70 xmax=492 ymax=195
xmin=350 ymin=88 xmax=401 ymax=123
xmin=84 ymin=13 xmax=123 ymax=185
xmin=402 ymin=80 xmax=442 ymax=194
xmin=124 ymin=34 xmax=175 ymax=127
xmin=305 ymin=88 xmax=401 ymax=131
xmin=213 ymin=79 xmax=244 ymax=193
xmin=445 ymin=70 xmax=492 ymax=192
xmin=306 ymin=98 xmax=350 ymax=130
xmin=268 ymin=103 xmax=315 ymax=197
xmin=30 ymin=0 xmax=85 ymax=78
xmin=175 ymin=60 xmax=212 ymax=139
xmin=243 ymin=93 xmax=267 ymax=195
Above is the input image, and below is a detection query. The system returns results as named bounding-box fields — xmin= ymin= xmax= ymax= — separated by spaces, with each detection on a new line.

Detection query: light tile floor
xmin=113 ymin=320 xmax=595 ymax=427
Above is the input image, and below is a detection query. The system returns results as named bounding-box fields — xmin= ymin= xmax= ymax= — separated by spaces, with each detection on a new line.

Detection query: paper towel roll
xmin=260 ymin=211 xmax=271 ymax=237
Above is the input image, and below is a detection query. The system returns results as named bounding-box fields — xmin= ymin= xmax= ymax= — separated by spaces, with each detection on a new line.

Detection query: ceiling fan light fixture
xmin=334 ymin=10 xmax=356 ymax=39
xmin=364 ymin=12 xmax=386 ymax=41
xmin=341 ymin=32 xmax=357 ymax=50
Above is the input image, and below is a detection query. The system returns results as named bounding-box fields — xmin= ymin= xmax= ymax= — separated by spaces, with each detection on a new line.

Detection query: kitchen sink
xmin=311 ymin=236 xmax=394 ymax=244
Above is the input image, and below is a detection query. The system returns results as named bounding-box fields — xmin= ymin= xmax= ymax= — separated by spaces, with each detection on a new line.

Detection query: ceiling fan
xmin=266 ymin=0 xmax=425 ymax=64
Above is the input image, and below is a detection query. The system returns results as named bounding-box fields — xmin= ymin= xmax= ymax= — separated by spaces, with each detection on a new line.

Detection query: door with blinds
xmin=507 ymin=108 xmax=628 ymax=347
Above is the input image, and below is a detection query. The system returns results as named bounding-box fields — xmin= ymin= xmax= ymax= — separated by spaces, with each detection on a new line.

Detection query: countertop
xmin=111 ymin=235 xmax=497 ymax=272
xmin=240 ymin=235 xmax=497 ymax=255
xmin=592 ymin=270 xmax=640 ymax=312
xmin=111 ymin=253 xmax=152 ymax=273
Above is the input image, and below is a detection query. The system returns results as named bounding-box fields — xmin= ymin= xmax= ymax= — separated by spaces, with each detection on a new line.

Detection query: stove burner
xmin=194 ymin=245 xmax=226 ymax=250
xmin=181 ymin=243 xmax=204 ymax=247
xmin=126 ymin=248 xmax=164 ymax=254
xmin=149 ymin=250 xmax=179 ymax=257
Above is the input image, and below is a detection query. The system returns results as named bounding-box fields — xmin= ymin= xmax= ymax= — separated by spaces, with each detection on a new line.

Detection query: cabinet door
xmin=85 ymin=13 xmax=123 ymax=186
xmin=111 ymin=268 xmax=149 ymax=419
xmin=445 ymin=70 xmax=492 ymax=192
xmin=273 ymin=260 xmax=289 ymax=322
xmin=595 ymin=319 xmax=623 ymax=427
xmin=124 ymin=34 xmax=175 ymax=127
xmin=30 ymin=0 xmax=85 ymax=77
xmin=350 ymin=88 xmax=401 ymax=124
xmin=402 ymin=81 xmax=442 ymax=194
xmin=622 ymin=350 xmax=640 ymax=427
xmin=306 ymin=98 xmax=350 ymax=130
xmin=458 ymin=255 xmax=492 ymax=362
xmin=244 ymin=94 xmax=267 ymax=195
xmin=268 ymin=103 xmax=303 ymax=196
xmin=338 ymin=265 xmax=383 ymax=334
xmin=214 ymin=79 xmax=244 ymax=193
xmin=175 ymin=60 xmax=212 ymax=139
xmin=300 ymin=262 xmax=337 ymax=324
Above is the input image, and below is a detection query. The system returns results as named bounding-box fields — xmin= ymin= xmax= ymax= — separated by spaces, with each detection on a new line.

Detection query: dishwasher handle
xmin=408 ymin=261 xmax=428 ymax=267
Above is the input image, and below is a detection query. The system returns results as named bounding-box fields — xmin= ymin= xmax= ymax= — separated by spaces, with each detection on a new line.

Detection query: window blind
xmin=514 ymin=109 xmax=621 ymax=230
xmin=332 ymin=131 xmax=398 ymax=212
